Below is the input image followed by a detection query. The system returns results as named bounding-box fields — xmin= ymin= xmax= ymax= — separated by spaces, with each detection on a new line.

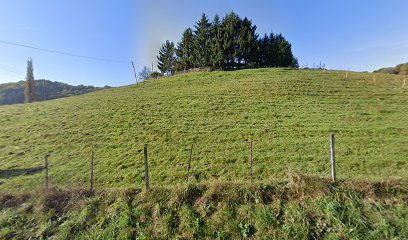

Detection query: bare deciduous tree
xmin=139 ymin=66 xmax=152 ymax=80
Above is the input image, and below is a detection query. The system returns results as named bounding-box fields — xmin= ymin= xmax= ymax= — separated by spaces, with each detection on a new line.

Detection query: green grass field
xmin=1 ymin=176 xmax=408 ymax=239
xmin=0 ymin=69 xmax=407 ymax=191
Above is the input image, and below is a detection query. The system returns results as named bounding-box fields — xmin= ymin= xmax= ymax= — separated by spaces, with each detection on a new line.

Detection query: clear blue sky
xmin=0 ymin=0 xmax=407 ymax=87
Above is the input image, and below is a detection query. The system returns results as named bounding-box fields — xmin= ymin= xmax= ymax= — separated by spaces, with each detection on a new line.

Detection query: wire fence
xmin=5 ymin=131 xmax=406 ymax=193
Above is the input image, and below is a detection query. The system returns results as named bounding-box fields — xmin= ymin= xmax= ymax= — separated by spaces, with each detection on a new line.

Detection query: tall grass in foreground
xmin=1 ymin=174 xmax=407 ymax=239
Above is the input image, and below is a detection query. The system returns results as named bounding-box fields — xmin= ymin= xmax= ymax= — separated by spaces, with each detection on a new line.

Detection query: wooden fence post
xmin=403 ymin=78 xmax=406 ymax=88
xmin=187 ymin=144 xmax=193 ymax=182
xmin=250 ymin=140 xmax=253 ymax=180
xmin=143 ymin=146 xmax=149 ymax=191
xmin=45 ymin=155 xmax=49 ymax=189
xmin=330 ymin=133 xmax=336 ymax=182
xmin=90 ymin=150 xmax=94 ymax=192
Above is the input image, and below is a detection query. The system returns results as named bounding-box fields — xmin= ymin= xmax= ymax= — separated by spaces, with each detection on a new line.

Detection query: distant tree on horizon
xmin=24 ymin=58 xmax=35 ymax=103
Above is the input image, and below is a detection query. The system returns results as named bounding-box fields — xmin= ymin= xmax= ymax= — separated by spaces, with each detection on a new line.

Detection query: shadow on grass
xmin=0 ymin=167 xmax=44 ymax=179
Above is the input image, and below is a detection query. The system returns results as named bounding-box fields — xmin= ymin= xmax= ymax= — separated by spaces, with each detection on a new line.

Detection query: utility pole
xmin=151 ymin=63 xmax=154 ymax=72
xmin=131 ymin=61 xmax=138 ymax=83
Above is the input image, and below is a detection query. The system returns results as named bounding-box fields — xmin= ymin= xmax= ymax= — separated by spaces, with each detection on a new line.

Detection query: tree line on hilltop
xmin=156 ymin=12 xmax=298 ymax=75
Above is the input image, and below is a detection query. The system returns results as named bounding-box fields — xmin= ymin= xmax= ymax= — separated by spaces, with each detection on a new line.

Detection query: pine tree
xmin=210 ymin=14 xmax=224 ymax=69
xmin=193 ymin=13 xmax=212 ymax=67
xmin=157 ymin=40 xmax=176 ymax=75
xmin=272 ymin=34 xmax=298 ymax=67
xmin=268 ymin=33 xmax=278 ymax=67
xmin=238 ymin=17 xmax=258 ymax=68
xmin=158 ymin=12 xmax=299 ymax=73
xmin=257 ymin=33 xmax=298 ymax=68
xmin=221 ymin=12 xmax=241 ymax=69
xmin=24 ymin=58 xmax=35 ymax=103
xmin=257 ymin=34 xmax=269 ymax=68
xmin=176 ymin=28 xmax=194 ymax=71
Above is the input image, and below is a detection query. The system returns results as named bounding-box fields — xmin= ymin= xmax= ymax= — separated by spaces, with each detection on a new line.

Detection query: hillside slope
xmin=0 ymin=80 xmax=109 ymax=105
xmin=374 ymin=62 xmax=408 ymax=75
xmin=0 ymin=69 xmax=407 ymax=191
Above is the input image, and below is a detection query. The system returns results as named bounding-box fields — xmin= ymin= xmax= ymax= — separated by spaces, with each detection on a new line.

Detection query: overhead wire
xmin=0 ymin=39 xmax=131 ymax=64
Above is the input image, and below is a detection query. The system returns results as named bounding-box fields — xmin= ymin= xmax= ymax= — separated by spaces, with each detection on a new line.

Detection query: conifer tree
xmin=257 ymin=34 xmax=269 ymax=68
xmin=272 ymin=34 xmax=298 ymax=68
xmin=162 ymin=12 xmax=299 ymax=73
xmin=176 ymin=28 xmax=194 ymax=71
xmin=193 ymin=13 xmax=212 ymax=67
xmin=257 ymin=33 xmax=298 ymax=68
xmin=238 ymin=17 xmax=258 ymax=68
xmin=209 ymin=14 xmax=224 ymax=69
xmin=24 ymin=58 xmax=35 ymax=103
xmin=221 ymin=12 xmax=241 ymax=69
xmin=268 ymin=33 xmax=278 ymax=67
xmin=157 ymin=40 xmax=176 ymax=74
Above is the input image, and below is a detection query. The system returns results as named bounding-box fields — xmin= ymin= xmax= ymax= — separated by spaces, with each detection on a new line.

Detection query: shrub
xmin=149 ymin=71 xmax=163 ymax=79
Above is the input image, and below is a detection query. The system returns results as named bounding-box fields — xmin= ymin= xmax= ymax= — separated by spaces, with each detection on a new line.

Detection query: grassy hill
xmin=0 ymin=80 xmax=109 ymax=105
xmin=374 ymin=62 xmax=408 ymax=76
xmin=0 ymin=69 xmax=407 ymax=192
xmin=1 ymin=68 xmax=408 ymax=239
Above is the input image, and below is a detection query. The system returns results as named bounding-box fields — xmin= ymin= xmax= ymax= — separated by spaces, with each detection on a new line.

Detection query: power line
xmin=0 ymin=39 xmax=130 ymax=64
xmin=0 ymin=63 xmax=22 ymax=75
xmin=0 ymin=65 xmax=19 ymax=74
xmin=0 ymin=65 xmax=24 ymax=79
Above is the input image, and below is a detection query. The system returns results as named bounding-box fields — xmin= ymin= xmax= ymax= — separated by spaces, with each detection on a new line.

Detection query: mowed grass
xmin=0 ymin=68 xmax=407 ymax=191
